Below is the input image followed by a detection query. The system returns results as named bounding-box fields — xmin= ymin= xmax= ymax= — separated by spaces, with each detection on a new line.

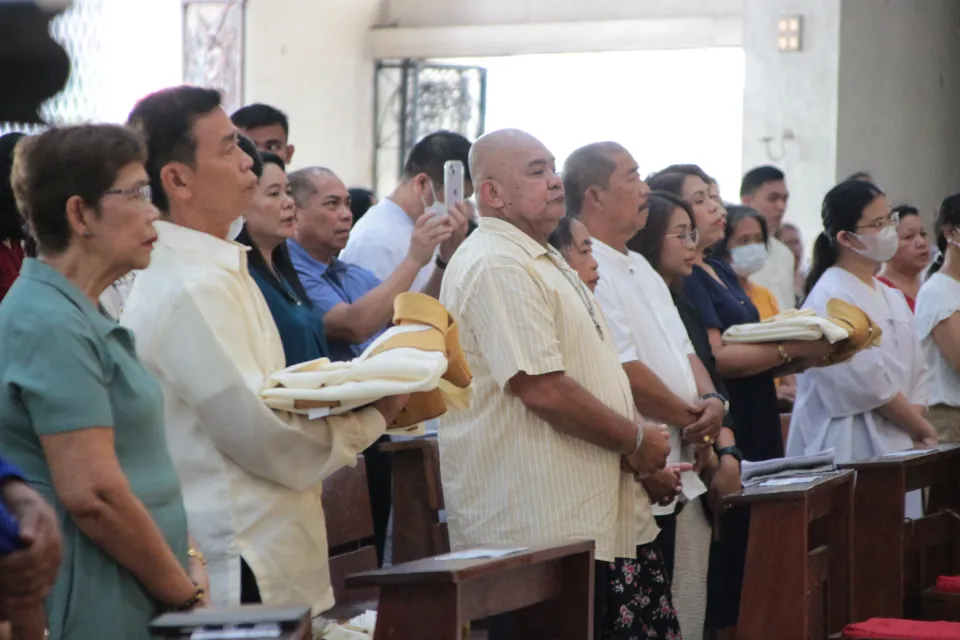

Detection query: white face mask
xmin=419 ymin=180 xmax=447 ymax=217
xmin=730 ymin=242 xmax=768 ymax=277
xmin=851 ymin=225 xmax=898 ymax=262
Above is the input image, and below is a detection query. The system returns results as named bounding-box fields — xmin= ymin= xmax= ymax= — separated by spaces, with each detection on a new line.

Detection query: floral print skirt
xmin=601 ymin=542 xmax=683 ymax=640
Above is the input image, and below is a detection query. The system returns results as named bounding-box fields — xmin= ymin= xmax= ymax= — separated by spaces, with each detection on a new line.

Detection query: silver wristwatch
xmin=700 ymin=392 xmax=729 ymax=416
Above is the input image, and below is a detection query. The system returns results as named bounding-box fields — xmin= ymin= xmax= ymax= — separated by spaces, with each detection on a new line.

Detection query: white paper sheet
xmin=758 ymin=475 xmax=822 ymax=487
xmin=434 ymin=547 xmax=528 ymax=561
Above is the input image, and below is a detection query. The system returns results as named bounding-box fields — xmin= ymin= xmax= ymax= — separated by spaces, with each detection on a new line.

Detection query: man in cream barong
xmin=437 ymin=128 xmax=679 ymax=639
xmin=121 ymin=85 xmax=408 ymax=614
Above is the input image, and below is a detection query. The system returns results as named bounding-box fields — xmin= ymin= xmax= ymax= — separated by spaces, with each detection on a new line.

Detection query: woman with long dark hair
xmin=915 ymin=192 xmax=960 ymax=443
xmin=628 ymin=191 xmax=741 ymax=639
xmin=788 ymin=181 xmax=935 ymax=508
xmin=876 ymin=204 xmax=930 ymax=312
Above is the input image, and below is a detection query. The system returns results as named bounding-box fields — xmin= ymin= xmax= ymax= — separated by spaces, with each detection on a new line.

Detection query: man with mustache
xmin=438 ymin=129 xmax=671 ymax=639
xmin=121 ymin=85 xmax=408 ymax=616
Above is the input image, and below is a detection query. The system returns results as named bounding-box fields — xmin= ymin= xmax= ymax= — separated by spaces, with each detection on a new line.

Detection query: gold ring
xmin=704 ymin=436 xmax=712 ymax=444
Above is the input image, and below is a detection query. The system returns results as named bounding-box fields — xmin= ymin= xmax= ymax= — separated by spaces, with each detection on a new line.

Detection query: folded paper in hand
xmin=721 ymin=298 xmax=882 ymax=365
xmin=260 ymin=293 xmax=472 ymax=430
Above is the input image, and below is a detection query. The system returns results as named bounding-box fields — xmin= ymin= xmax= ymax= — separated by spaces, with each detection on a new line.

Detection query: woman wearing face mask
xmin=714 ymin=206 xmax=780 ymax=320
xmin=714 ymin=206 xmax=798 ymax=408
xmin=788 ymin=181 xmax=936 ymax=480
xmin=915 ymin=193 xmax=960 ymax=443
xmin=876 ymin=205 xmax=931 ymax=313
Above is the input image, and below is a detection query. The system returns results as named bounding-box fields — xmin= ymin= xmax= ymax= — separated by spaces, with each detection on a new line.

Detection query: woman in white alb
xmin=788 ymin=181 xmax=937 ymax=494
xmin=915 ymin=192 xmax=960 ymax=443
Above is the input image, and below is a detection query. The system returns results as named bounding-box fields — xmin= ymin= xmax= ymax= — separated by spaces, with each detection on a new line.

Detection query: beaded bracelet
xmin=165 ymin=584 xmax=205 ymax=612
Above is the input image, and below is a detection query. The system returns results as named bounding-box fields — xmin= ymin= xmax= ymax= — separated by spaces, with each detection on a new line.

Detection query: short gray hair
xmin=288 ymin=166 xmax=334 ymax=208
xmin=561 ymin=141 xmax=627 ymax=216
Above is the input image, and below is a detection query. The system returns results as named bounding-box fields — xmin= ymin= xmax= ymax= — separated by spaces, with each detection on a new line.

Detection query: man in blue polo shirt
xmin=287 ymin=166 xmax=467 ymax=362
xmin=287 ymin=166 xmax=467 ymax=564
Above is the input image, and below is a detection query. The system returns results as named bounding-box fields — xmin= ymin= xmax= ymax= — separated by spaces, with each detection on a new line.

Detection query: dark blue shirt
xmin=684 ymin=257 xmax=782 ymax=462
xmin=249 ymin=268 xmax=329 ymax=367
xmin=287 ymin=239 xmax=384 ymax=362
xmin=0 ymin=455 xmax=23 ymax=555
xmin=684 ymin=258 xmax=760 ymax=330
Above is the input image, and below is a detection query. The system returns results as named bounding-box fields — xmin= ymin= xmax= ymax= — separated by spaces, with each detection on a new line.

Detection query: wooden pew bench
xmin=724 ymin=470 xmax=855 ymax=640
xmin=381 ymin=436 xmax=449 ymax=563
xmin=838 ymin=444 xmax=960 ymax=621
xmin=346 ymin=540 xmax=595 ymax=640
xmin=321 ymin=455 xmax=380 ymax=620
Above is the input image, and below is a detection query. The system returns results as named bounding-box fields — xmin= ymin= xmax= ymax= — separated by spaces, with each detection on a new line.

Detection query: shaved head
xmin=469 ymin=128 xmax=565 ymax=244
xmin=469 ymin=128 xmax=542 ymax=186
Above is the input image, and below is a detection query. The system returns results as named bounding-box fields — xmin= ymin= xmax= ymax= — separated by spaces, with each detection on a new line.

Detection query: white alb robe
xmin=788 ymin=267 xmax=931 ymax=462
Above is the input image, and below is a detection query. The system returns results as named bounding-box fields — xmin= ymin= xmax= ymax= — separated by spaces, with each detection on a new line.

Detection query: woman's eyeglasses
xmin=103 ymin=184 xmax=152 ymax=203
xmin=856 ymin=211 xmax=900 ymax=231
xmin=666 ymin=228 xmax=700 ymax=248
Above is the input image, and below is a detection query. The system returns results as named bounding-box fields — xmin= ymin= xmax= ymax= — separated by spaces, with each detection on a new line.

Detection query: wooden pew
xmin=322 ymin=455 xmax=380 ymax=620
xmin=381 ymin=437 xmax=449 ymax=563
xmin=725 ymin=470 xmax=855 ymax=640
xmin=346 ymin=540 xmax=594 ymax=640
xmin=839 ymin=444 xmax=960 ymax=621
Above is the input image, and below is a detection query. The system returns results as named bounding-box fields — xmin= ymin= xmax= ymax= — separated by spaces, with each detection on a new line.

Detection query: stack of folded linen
xmin=261 ymin=292 xmax=472 ymax=430
xmin=721 ymin=298 xmax=882 ymax=364
xmin=741 ymin=449 xmax=836 ymax=486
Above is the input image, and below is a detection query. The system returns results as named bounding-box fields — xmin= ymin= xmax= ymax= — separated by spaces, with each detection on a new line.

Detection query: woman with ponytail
xmin=914 ymin=193 xmax=960 ymax=443
xmin=789 ymin=181 xmax=936 ymax=514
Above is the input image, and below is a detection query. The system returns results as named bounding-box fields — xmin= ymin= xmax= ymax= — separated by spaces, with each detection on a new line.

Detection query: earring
xmin=82 ymin=230 xmax=93 ymax=238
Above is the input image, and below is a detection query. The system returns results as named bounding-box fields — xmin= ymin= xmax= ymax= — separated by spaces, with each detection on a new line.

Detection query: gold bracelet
xmin=188 ymin=548 xmax=206 ymax=566
xmin=777 ymin=343 xmax=791 ymax=364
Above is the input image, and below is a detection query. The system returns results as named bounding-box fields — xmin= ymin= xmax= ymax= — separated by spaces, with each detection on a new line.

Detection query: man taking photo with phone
xmin=340 ymin=131 xmax=471 ymax=297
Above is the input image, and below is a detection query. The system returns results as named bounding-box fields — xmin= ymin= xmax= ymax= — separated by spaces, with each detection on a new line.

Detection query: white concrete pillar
xmin=741 ymin=0 xmax=841 ymax=247
xmin=742 ymin=0 xmax=960 ymax=245
xmin=244 ymin=0 xmax=381 ymax=187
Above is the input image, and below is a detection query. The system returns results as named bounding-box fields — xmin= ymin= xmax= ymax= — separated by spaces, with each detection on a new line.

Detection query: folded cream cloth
xmin=722 ymin=307 xmax=851 ymax=344
xmin=721 ymin=299 xmax=882 ymax=366
xmin=260 ymin=293 xmax=472 ymax=430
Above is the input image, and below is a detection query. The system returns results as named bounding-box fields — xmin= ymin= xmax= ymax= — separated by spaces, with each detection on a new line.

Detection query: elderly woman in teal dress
xmin=0 ymin=124 xmax=209 ymax=639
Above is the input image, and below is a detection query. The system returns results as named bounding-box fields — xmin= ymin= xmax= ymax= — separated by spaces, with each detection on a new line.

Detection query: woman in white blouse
xmin=788 ymin=180 xmax=937 ymax=472
xmin=915 ymin=192 xmax=960 ymax=443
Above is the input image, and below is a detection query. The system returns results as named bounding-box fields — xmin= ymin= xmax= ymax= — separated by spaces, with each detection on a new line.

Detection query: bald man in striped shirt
xmin=438 ymin=129 xmax=676 ymax=639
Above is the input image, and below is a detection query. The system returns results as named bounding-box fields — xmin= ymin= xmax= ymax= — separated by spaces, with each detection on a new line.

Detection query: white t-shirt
xmin=339 ymin=198 xmax=434 ymax=292
xmin=915 ymin=272 xmax=960 ymax=407
xmin=592 ymin=240 xmax=707 ymax=520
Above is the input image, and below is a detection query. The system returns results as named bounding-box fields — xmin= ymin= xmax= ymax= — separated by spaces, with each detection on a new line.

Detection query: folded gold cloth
xmin=373 ymin=292 xmax=472 ymax=428
xmin=820 ymin=297 xmax=883 ymax=365
xmin=260 ymin=293 xmax=472 ymax=429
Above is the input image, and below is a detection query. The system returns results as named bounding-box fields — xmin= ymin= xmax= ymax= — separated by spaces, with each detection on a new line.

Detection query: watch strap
xmin=714 ymin=445 xmax=743 ymax=463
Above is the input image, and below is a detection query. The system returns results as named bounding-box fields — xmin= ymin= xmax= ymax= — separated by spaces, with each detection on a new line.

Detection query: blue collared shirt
xmin=287 ymin=239 xmax=384 ymax=362
xmin=0 ymin=456 xmax=23 ymax=555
